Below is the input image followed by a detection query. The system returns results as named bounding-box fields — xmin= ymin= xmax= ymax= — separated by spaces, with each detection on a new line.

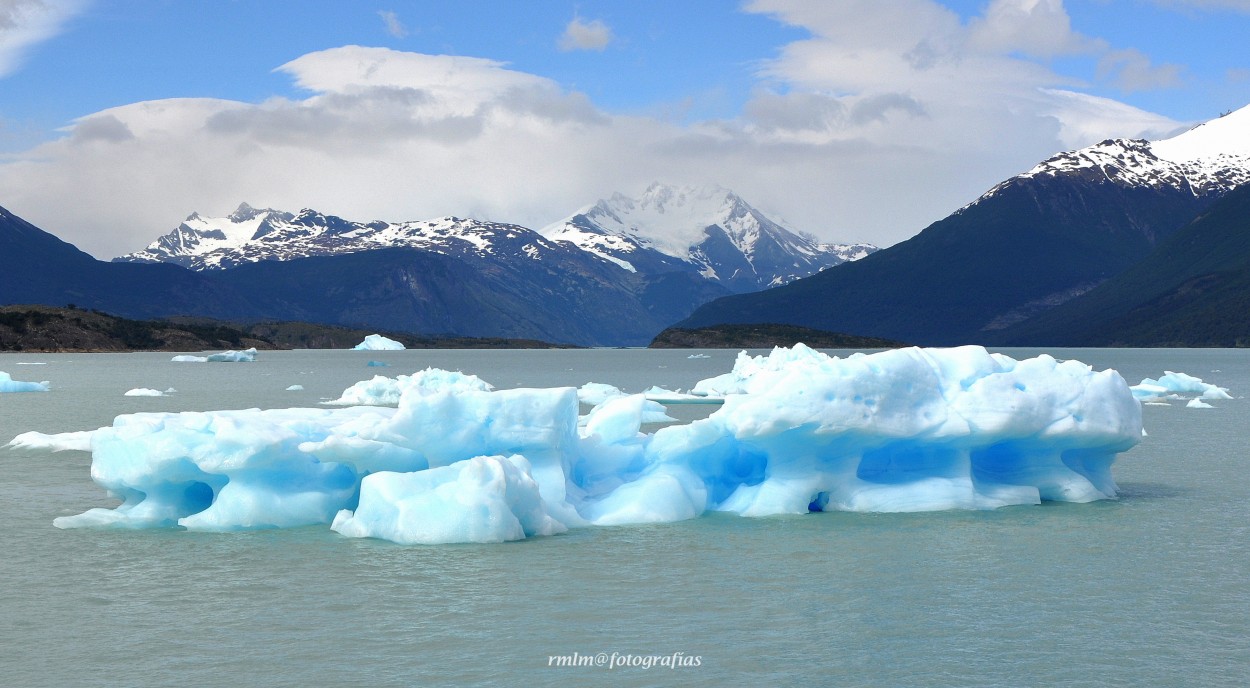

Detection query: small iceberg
xmin=286 ymin=385 xmax=305 ymax=391
xmin=353 ymin=334 xmax=405 ymax=351
xmin=0 ymin=371 xmax=49 ymax=393
xmin=207 ymin=348 xmax=257 ymax=362
xmin=1186 ymin=398 xmax=1214 ymax=409
xmin=124 ymin=388 xmax=167 ymax=397
xmin=1131 ymin=371 xmax=1231 ymax=403
xmin=366 ymin=361 xmax=391 ymax=367
xmin=172 ymin=347 xmax=257 ymax=363
xmin=688 ymin=353 xmax=711 ymax=359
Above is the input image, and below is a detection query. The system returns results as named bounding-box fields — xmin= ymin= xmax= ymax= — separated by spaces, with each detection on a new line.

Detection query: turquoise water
xmin=1 ymin=348 xmax=1247 ymax=687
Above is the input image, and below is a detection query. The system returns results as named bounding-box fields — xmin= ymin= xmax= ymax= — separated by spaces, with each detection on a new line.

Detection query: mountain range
xmin=3 ymin=185 xmax=872 ymax=346
xmin=679 ymin=104 xmax=1250 ymax=346
xmin=5 ymin=103 xmax=1250 ymax=348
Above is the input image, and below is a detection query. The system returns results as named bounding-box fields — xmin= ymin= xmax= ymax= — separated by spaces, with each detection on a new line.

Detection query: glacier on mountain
xmin=19 ymin=345 xmax=1143 ymax=543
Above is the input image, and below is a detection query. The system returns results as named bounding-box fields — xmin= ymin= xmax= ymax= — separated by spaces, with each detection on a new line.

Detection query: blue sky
xmin=1 ymin=0 xmax=1247 ymax=258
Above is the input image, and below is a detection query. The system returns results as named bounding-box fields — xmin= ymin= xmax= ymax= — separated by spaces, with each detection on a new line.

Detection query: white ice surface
xmin=352 ymin=334 xmax=405 ymax=351
xmin=20 ymin=345 xmax=1143 ymax=544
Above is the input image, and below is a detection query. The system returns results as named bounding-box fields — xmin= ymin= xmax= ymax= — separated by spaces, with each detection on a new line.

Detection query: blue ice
xmin=12 ymin=345 xmax=1143 ymax=544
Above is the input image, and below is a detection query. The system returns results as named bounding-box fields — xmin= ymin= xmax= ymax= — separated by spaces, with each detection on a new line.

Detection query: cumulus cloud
xmin=557 ymin=16 xmax=613 ymax=52
xmin=0 ymin=5 xmax=1189 ymax=260
xmin=0 ymin=0 xmax=86 ymax=78
xmin=377 ymin=10 xmax=408 ymax=38
xmin=966 ymin=0 xmax=1099 ymax=57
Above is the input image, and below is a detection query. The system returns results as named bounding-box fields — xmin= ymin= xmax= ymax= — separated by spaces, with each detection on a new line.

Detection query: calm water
xmin=1 ymin=348 xmax=1247 ymax=687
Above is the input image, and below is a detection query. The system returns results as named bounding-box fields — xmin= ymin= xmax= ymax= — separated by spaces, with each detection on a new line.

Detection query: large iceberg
xmin=1 ymin=371 xmax=49 ymax=393
xmin=13 ymin=345 xmax=1143 ymax=544
xmin=353 ymin=334 xmax=405 ymax=351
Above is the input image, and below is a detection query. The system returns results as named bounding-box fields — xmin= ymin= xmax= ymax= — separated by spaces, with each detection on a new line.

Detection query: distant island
xmin=0 ymin=306 xmax=573 ymax=352
xmin=649 ymin=323 xmax=907 ymax=349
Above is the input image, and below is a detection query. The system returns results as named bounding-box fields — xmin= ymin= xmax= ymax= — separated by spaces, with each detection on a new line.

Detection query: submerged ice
xmin=14 ymin=345 xmax=1143 ymax=544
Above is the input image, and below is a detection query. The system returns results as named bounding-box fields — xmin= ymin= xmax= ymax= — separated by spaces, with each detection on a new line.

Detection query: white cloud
xmin=967 ymin=0 xmax=1099 ymax=58
xmin=377 ymin=10 xmax=408 ymax=39
xmin=0 ymin=4 xmax=1191 ymax=260
xmin=557 ymin=16 xmax=613 ymax=52
xmin=0 ymin=0 xmax=86 ymax=78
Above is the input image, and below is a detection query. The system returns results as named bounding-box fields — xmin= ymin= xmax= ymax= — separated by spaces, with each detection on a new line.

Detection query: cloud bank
xmin=0 ymin=1 xmax=1186 ymax=259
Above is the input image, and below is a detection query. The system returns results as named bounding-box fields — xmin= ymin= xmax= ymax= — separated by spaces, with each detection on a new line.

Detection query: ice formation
xmin=286 ymin=385 xmax=304 ymax=391
xmin=15 ymin=345 xmax=1143 ymax=544
xmin=324 ymin=368 xmax=492 ymax=406
xmin=353 ymin=334 xmax=405 ymax=351
xmin=1186 ymin=398 xmax=1213 ymax=409
xmin=208 ymin=348 xmax=257 ymax=362
xmin=172 ymin=348 xmax=257 ymax=363
xmin=366 ymin=360 xmax=390 ymax=367
xmin=0 ymin=371 xmax=49 ymax=393
xmin=124 ymin=388 xmax=166 ymax=397
xmin=1131 ymin=371 xmax=1231 ymax=402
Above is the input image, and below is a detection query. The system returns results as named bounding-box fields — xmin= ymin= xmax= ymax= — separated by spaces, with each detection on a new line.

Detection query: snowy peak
xmin=1153 ymin=103 xmax=1250 ymax=163
xmin=970 ymin=105 xmax=1250 ymax=208
xmin=543 ymin=183 xmax=875 ymax=291
xmin=116 ymin=205 xmax=559 ymax=271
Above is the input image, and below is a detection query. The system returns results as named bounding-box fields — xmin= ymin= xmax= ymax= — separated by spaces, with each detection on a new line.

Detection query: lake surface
xmin=1 ymin=347 xmax=1247 ymax=687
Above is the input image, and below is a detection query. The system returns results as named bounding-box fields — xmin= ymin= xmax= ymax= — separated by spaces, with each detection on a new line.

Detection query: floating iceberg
xmin=1 ymin=371 xmax=49 ymax=393
xmin=124 ymin=388 xmax=166 ymax=397
xmin=286 ymin=385 xmax=304 ymax=391
xmin=366 ymin=360 xmax=390 ymax=367
xmin=17 ymin=345 xmax=1142 ymax=544
xmin=1186 ymin=398 xmax=1213 ymax=409
xmin=323 ymin=368 xmax=493 ymax=407
xmin=577 ymin=382 xmax=624 ymax=406
xmin=1131 ymin=371 xmax=1231 ymax=403
xmin=207 ymin=348 xmax=257 ymax=362
xmin=353 ymin=334 xmax=405 ymax=351
xmin=172 ymin=348 xmax=257 ymax=363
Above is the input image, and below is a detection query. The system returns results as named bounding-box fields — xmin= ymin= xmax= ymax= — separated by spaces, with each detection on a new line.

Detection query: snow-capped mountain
xmin=681 ymin=103 xmax=1250 ymax=346
xmin=541 ymin=183 xmax=875 ymax=292
xmin=119 ymin=184 xmax=874 ymax=296
xmin=968 ymin=104 xmax=1250 ymax=209
xmin=119 ymin=203 xmax=566 ymax=271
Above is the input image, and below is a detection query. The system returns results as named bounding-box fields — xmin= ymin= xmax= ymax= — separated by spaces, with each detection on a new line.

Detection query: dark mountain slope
xmin=990 ymin=182 xmax=1250 ymax=347
xmin=677 ymin=174 xmax=1212 ymax=345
